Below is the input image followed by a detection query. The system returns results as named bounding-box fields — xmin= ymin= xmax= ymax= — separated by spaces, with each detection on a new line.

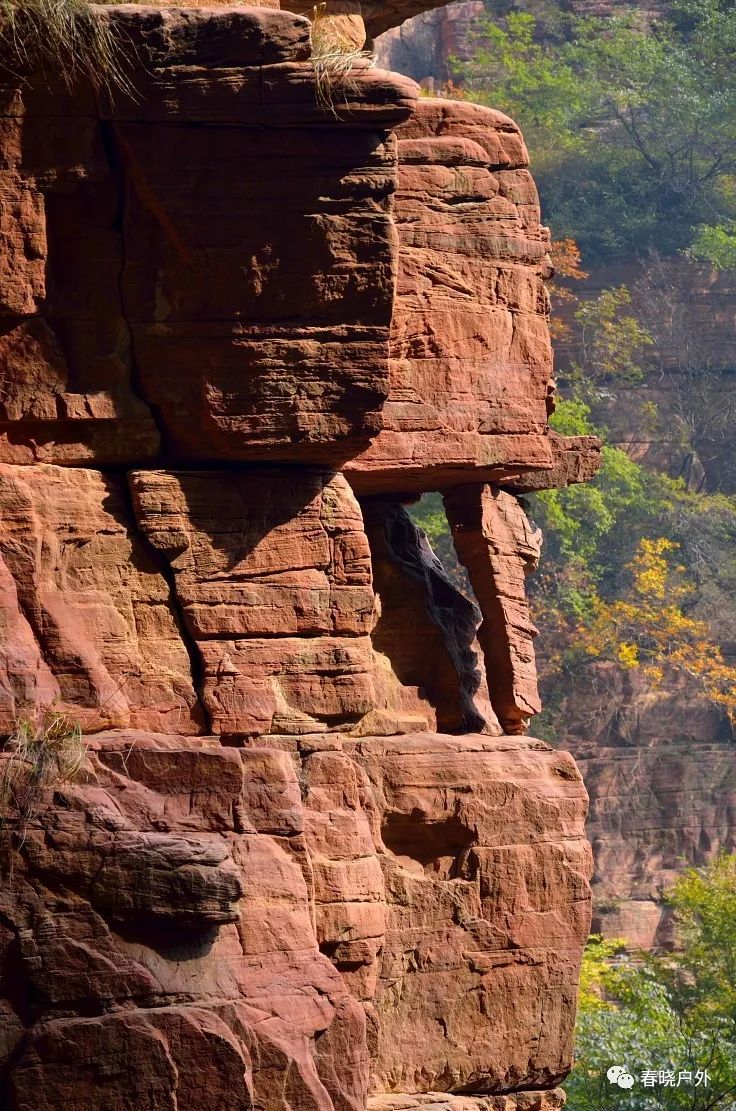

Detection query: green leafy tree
xmin=567 ymin=857 xmax=736 ymax=1110
xmin=454 ymin=1 xmax=736 ymax=261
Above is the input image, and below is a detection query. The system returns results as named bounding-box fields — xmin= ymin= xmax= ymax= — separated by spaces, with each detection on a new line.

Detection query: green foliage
xmin=456 ymin=1 xmax=736 ymax=261
xmin=570 ymin=286 xmax=652 ymax=396
xmin=690 ymin=224 xmax=736 ymax=271
xmin=567 ymin=858 xmax=736 ymax=1109
xmin=530 ymin=401 xmax=736 ymax=642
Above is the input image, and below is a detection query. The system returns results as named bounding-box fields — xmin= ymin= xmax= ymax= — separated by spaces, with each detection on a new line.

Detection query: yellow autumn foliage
xmin=576 ymin=538 xmax=736 ymax=721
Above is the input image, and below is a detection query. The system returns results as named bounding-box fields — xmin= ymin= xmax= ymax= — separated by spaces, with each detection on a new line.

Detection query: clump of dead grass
xmin=309 ymin=2 xmax=373 ymax=117
xmin=0 ymin=0 xmax=132 ymax=95
xmin=0 ymin=710 xmax=87 ymax=857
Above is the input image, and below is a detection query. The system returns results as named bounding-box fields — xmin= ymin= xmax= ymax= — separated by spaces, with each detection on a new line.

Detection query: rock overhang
xmin=0 ymin=6 xmax=596 ymax=1108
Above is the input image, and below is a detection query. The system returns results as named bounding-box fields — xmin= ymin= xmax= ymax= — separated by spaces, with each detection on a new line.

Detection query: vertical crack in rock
xmin=444 ymin=484 xmax=543 ymax=734
xmin=361 ymin=496 xmax=488 ymax=733
xmin=121 ymin=473 xmax=212 ymax=734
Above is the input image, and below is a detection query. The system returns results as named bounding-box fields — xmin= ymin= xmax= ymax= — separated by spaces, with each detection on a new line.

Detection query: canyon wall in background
xmin=376 ymin=0 xmax=736 ymax=951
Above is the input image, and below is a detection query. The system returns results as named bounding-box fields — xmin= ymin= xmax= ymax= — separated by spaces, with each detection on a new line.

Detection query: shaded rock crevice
xmin=360 ymin=496 xmax=489 ymax=734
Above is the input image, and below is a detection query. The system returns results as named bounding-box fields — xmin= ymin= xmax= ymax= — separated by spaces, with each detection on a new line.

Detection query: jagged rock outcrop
xmin=0 ymin=5 xmax=598 ymax=1109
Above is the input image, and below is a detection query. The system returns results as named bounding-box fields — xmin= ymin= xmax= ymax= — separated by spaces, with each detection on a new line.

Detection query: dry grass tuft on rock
xmin=0 ymin=711 xmax=87 ymax=855
xmin=309 ymin=3 xmax=373 ymax=116
xmin=0 ymin=0 xmax=132 ymax=94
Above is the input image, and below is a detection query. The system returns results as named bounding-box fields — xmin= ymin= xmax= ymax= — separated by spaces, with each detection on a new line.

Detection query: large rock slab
xmin=0 ymin=730 xmax=589 ymax=1108
xmin=345 ymin=98 xmax=598 ymax=493
xmin=347 ymin=733 xmax=592 ymax=1095
xmin=0 ymin=8 xmax=596 ymax=1108
xmin=0 ymin=464 xmax=202 ymax=734
xmin=130 ymin=468 xmax=378 ymax=736
xmin=0 ymin=732 xmax=369 ymax=1111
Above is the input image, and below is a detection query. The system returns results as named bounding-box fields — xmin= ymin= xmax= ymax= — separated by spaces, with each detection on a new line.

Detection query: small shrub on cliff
xmin=0 ymin=0 xmax=131 ymax=94
xmin=309 ymin=3 xmax=373 ymax=117
xmin=567 ymin=857 xmax=736 ymax=1110
xmin=0 ymin=710 xmax=87 ymax=854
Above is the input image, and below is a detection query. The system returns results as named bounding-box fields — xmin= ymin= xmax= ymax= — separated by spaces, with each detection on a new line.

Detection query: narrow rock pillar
xmin=444 ymin=484 xmax=542 ymax=734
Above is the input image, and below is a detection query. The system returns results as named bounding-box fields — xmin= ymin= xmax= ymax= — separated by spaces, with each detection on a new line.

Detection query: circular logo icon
xmin=607 ymin=1065 xmax=635 ymax=1089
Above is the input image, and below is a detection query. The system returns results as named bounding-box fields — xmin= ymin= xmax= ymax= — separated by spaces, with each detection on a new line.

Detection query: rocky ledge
xmin=0 ymin=5 xmax=596 ymax=1108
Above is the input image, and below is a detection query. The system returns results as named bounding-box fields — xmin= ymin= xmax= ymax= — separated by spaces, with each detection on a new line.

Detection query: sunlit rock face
xmin=0 ymin=6 xmax=597 ymax=1109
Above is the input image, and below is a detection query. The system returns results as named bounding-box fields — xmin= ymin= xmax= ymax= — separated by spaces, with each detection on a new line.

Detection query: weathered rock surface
xmin=0 ymin=732 xmax=590 ymax=1107
xmin=286 ymin=1 xmax=459 ymax=40
xmin=344 ymin=98 xmax=600 ymax=493
xmin=1 ymin=5 xmax=595 ymax=487
xmin=348 ymin=734 xmax=591 ymax=1095
xmin=1 ymin=734 xmax=369 ymax=1111
xmin=0 ymin=6 xmax=596 ymax=1109
xmin=131 ymin=468 xmax=377 ymax=737
xmin=368 ymin=1092 xmax=567 ymax=1111
xmin=0 ymin=463 xmax=202 ymax=735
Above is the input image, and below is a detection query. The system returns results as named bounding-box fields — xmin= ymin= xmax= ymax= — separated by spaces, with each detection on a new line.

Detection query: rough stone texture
xmin=0 ymin=734 xmax=370 ymax=1111
xmin=0 ymin=6 xmax=596 ymax=487
xmin=0 ymin=6 xmax=416 ymax=469
xmin=130 ymin=468 xmax=377 ymax=737
xmin=0 ymin=463 xmax=202 ymax=735
xmin=344 ymin=98 xmax=600 ymax=493
xmin=0 ymin=6 xmax=596 ymax=1109
xmin=445 ymin=486 xmax=543 ymax=735
xmin=0 ymin=111 xmax=159 ymax=465
xmin=0 ymin=732 xmax=589 ymax=1108
xmin=368 ymin=1093 xmax=567 ymax=1111
xmin=286 ymin=1 xmax=459 ymax=40
xmin=347 ymin=735 xmax=591 ymax=1095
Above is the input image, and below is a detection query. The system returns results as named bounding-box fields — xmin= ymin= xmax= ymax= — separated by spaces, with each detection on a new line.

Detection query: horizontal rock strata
xmin=1 ymin=732 xmax=590 ymax=1108
xmin=0 ymin=5 xmax=596 ymax=1109
xmin=344 ymin=98 xmax=600 ymax=492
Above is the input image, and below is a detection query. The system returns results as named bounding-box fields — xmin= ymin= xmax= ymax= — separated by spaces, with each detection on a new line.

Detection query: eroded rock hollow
xmin=0 ymin=6 xmax=600 ymax=1108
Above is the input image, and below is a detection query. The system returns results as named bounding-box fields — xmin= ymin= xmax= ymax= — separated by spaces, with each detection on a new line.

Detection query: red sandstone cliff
xmin=0 ymin=5 xmax=598 ymax=1108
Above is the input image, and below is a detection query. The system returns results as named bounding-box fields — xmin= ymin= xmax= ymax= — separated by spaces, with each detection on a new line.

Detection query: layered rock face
xmin=0 ymin=6 xmax=597 ymax=1109
xmin=547 ymin=662 xmax=736 ymax=948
